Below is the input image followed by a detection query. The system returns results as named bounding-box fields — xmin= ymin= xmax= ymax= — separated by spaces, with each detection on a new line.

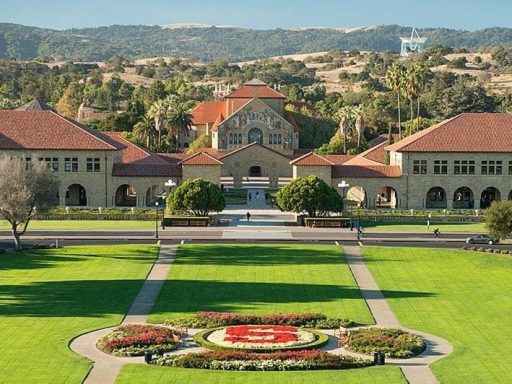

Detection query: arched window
xmin=274 ymin=134 xmax=277 ymax=143
xmin=229 ymin=134 xmax=233 ymax=144
xmin=278 ymin=134 xmax=282 ymax=144
xmin=233 ymin=134 xmax=238 ymax=144
xmin=248 ymin=128 xmax=263 ymax=144
xmin=238 ymin=134 xmax=242 ymax=144
xmin=269 ymin=134 xmax=273 ymax=144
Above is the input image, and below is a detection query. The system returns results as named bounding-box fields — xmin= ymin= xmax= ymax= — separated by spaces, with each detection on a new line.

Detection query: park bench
xmin=173 ymin=220 xmax=189 ymax=226
xmin=189 ymin=220 xmax=208 ymax=227
xmin=324 ymin=221 xmax=341 ymax=228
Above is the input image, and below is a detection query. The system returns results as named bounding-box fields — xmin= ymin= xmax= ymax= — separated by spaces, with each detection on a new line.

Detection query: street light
xmin=155 ymin=201 xmax=159 ymax=239
xmin=338 ymin=181 xmax=349 ymax=214
xmin=164 ymin=179 xmax=177 ymax=189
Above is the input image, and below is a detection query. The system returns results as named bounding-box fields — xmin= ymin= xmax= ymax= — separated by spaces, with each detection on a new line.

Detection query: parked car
xmin=465 ymin=234 xmax=500 ymax=245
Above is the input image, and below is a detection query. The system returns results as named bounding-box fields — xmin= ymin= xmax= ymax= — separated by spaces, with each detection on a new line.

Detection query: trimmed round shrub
xmin=193 ymin=326 xmax=329 ymax=353
xmin=344 ymin=328 xmax=425 ymax=358
xmin=97 ymin=324 xmax=181 ymax=356
xmin=152 ymin=349 xmax=373 ymax=370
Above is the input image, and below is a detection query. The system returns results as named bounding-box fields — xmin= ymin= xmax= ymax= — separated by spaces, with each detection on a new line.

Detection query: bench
xmin=172 ymin=220 xmax=189 ymax=226
xmin=189 ymin=220 xmax=208 ymax=227
xmin=325 ymin=221 xmax=341 ymax=228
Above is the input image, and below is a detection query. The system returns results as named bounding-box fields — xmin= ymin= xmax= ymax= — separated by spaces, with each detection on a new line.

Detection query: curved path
xmin=70 ymin=242 xmax=452 ymax=384
xmin=343 ymin=245 xmax=453 ymax=384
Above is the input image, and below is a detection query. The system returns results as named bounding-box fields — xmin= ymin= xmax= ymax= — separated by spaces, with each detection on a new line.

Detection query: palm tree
xmin=353 ymin=104 xmax=365 ymax=148
xmin=337 ymin=106 xmax=353 ymax=154
xmin=413 ymin=63 xmax=427 ymax=133
xmin=133 ymin=114 xmax=157 ymax=150
xmin=167 ymin=101 xmax=193 ymax=151
xmin=403 ymin=67 xmax=417 ymax=137
xmin=148 ymin=99 xmax=170 ymax=150
xmin=385 ymin=63 xmax=405 ymax=139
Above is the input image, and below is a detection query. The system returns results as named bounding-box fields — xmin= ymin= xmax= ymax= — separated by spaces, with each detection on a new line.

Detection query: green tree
xmin=0 ymin=157 xmax=58 ymax=251
xmin=167 ymin=179 xmax=225 ymax=216
xmin=187 ymin=133 xmax=212 ymax=154
xmin=133 ymin=114 xmax=157 ymax=150
xmin=337 ymin=105 xmax=354 ymax=154
xmin=55 ymin=82 xmax=83 ymax=117
xmin=485 ymin=200 xmax=512 ymax=240
xmin=148 ymin=98 xmax=171 ymax=150
xmin=276 ymin=175 xmax=343 ymax=217
xmin=385 ymin=63 xmax=405 ymax=139
xmin=315 ymin=131 xmax=344 ymax=154
xmin=167 ymin=100 xmax=192 ymax=150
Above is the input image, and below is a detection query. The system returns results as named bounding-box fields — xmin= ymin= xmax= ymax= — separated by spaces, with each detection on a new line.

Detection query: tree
xmin=56 ymin=82 xmax=83 ymax=117
xmin=337 ymin=105 xmax=353 ymax=154
xmin=187 ymin=133 xmax=212 ymax=154
xmin=276 ymin=175 xmax=343 ymax=217
xmin=353 ymin=104 xmax=365 ymax=148
xmin=148 ymin=98 xmax=171 ymax=150
xmin=133 ymin=114 xmax=157 ymax=150
xmin=385 ymin=63 xmax=405 ymax=139
xmin=0 ymin=157 xmax=58 ymax=251
xmin=315 ymin=131 xmax=344 ymax=154
xmin=167 ymin=179 xmax=225 ymax=216
xmin=385 ymin=126 xmax=393 ymax=165
xmin=485 ymin=201 xmax=512 ymax=240
xmin=167 ymin=100 xmax=192 ymax=150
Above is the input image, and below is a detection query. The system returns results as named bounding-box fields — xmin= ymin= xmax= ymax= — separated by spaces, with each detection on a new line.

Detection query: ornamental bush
xmin=344 ymin=328 xmax=425 ymax=358
xmin=152 ymin=349 xmax=373 ymax=371
xmin=96 ymin=324 xmax=181 ymax=356
xmin=164 ymin=311 xmax=357 ymax=328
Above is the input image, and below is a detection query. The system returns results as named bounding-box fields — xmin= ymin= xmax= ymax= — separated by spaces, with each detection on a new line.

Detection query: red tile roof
xmin=210 ymin=113 xmax=225 ymax=133
xmin=191 ymin=101 xmax=226 ymax=125
xmin=157 ymin=152 xmax=190 ymax=164
xmin=386 ymin=113 xmax=512 ymax=152
xmin=178 ymin=152 xmax=223 ymax=165
xmin=290 ymin=152 xmax=334 ymax=166
xmin=225 ymin=84 xmax=286 ymax=99
xmin=332 ymin=165 xmax=402 ymax=178
xmin=0 ymin=110 xmax=123 ymax=151
xmin=322 ymin=154 xmax=354 ymax=165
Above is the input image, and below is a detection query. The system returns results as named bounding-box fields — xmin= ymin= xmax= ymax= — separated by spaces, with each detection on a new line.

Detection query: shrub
xmin=152 ymin=349 xmax=373 ymax=370
xmin=477 ymin=247 xmax=484 ymax=252
xmin=97 ymin=324 xmax=181 ymax=356
xmin=493 ymin=249 xmax=501 ymax=253
xmin=485 ymin=248 xmax=493 ymax=253
xmin=344 ymin=328 xmax=425 ymax=358
xmin=165 ymin=312 xmax=357 ymax=329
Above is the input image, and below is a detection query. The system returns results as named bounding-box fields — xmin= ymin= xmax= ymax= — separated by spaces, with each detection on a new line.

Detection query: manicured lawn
xmin=0 ymin=220 xmax=154 ymax=231
xmin=363 ymin=246 xmax=512 ymax=383
xmin=0 ymin=245 xmax=158 ymax=384
xmin=367 ymin=222 xmax=486 ymax=233
xmin=116 ymin=365 xmax=406 ymax=384
xmin=149 ymin=244 xmax=373 ymax=324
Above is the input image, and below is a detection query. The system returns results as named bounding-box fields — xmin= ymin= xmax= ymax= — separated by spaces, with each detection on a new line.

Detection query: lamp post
xmin=163 ymin=179 xmax=176 ymax=231
xmin=338 ymin=181 xmax=350 ymax=208
xmin=155 ymin=201 xmax=159 ymax=239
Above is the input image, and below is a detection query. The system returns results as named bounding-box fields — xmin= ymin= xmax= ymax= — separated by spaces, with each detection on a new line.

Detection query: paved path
xmin=70 ymin=244 xmax=178 ymax=384
xmin=343 ymin=245 xmax=452 ymax=384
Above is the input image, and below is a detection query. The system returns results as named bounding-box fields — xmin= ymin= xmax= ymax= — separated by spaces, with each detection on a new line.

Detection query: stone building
xmin=1 ymin=85 xmax=511 ymax=210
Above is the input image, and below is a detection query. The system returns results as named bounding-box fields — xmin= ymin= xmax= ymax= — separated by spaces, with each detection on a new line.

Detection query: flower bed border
xmin=193 ymin=326 xmax=329 ymax=353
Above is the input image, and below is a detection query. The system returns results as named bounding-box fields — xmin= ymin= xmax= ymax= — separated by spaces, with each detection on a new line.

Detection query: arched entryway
xmin=346 ymin=186 xmax=367 ymax=209
xmin=249 ymin=166 xmax=262 ymax=177
xmin=146 ymin=185 xmax=165 ymax=206
xmin=65 ymin=184 xmax=87 ymax=206
xmin=453 ymin=187 xmax=474 ymax=209
xmin=376 ymin=186 xmax=398 ymax=209
xmin=509 ymin=190 xmax=512 ymax=200
xmin=115 ymin=184 xmax=137 ymax=206
xmin=426 ymin=187 xmax=447 ymax=209
xmin=248 ymin=128 xmax=263 ymax=144
xmin=481 ymin=187 xmax=500 ymax=209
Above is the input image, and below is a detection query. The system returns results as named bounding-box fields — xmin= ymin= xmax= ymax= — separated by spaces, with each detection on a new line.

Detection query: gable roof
xmin=225 ymin=79 xmax=286 ymax=99
xmin=191 ymin=101 xmax=227 ymax=125
xmin=17 ymin=98 xmax=55 ymax=111
xmin=290 ymin=152 xmax=334 ymax=166
xmin=219 ymin=141 xmax=292 ymax=160
xmin=386 ymin=113 xmax=512 ymax=153
xmin=0 ymin=110 xmax=123 ymax=151
xmin=178 ymin=152 xmax=223 ymax=165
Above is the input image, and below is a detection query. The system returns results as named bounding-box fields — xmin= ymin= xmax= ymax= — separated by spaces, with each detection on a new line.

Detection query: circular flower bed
xmin=194 ymin=325 xmax=328 ymax=352
xmin=97 ymin=324 xmax=181 ymax=357
xmin=343 ymin=328 xmax=426 ymax=358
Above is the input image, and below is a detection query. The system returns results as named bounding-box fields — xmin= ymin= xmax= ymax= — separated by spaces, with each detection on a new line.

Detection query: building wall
xmin=331 ymin=177 xmax=406 ymax=209
xmin=182 ymin=165 xmax=221 ymax=185
xmin=293 ymin=165 xmax=332 ymax=185
xmin=221 ymin=145 xmax=292 ymax=188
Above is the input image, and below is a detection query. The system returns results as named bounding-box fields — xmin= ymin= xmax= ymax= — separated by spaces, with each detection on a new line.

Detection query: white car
xmin=465 ymin=234 xmax=500 ymax=245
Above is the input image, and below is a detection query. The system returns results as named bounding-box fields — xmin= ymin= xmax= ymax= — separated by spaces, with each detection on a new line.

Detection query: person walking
xmin=246 ymin=212 xmax=251 ymax=222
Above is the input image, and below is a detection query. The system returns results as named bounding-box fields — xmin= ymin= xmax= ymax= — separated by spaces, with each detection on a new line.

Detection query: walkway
xmin=343 ymin=245 xmax=453 ymax=384
xmin=70 ymin=244 xmax=179 ymax=384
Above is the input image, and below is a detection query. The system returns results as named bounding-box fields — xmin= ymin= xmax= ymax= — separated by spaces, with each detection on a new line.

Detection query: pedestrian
xmin=246 ymin=212 xmax=251 ymax=222
xmin=427 ymin=219 xmax=430 ymax=230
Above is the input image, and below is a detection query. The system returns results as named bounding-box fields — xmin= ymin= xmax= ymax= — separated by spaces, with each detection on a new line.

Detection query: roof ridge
xmin=289 ymin=151 xmax=334 ymax=166
xmin=178 ymin=151 xmax=223 ymax=165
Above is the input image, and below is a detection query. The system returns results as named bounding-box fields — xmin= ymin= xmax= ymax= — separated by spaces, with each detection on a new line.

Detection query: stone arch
xmin=480 ymin=187 xmax=501 ymax=209
xmin=146 ymin=185 xmax=165 ymax=206
xmin=65 ymin=184 xmax=87 ymax=206
xmin=453 ymin=186 xmax=474 ymax=209
xmin=376 ymin=186 xmax=399 ymax=209
xmin=115 ymin=184 xmax=137 ymax=206
xmin=346 ymin=186 xmax=368 ymax=209
xmin=426 ymin=186 xmax=447 ymax=209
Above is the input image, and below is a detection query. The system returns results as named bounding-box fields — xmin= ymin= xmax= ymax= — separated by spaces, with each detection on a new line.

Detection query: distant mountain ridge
xmin=1 ymin=23 xmax=512 ymax=62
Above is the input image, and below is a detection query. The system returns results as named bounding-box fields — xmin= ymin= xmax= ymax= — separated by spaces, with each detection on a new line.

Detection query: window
xmin=454 ymin=160 xmax=475 ymax=175
xmin=229 ymin=134 xmax=233 ymax=144
xmin=434 ymin=160 xmax=448 ymax=175
xmin=273 ymin=134 xmax=277 ymax=144
xmin=238 ymin=134 xmax=242 ymax=144
xmin=65 ymin=157 xmax=78 ymax=172
xmin=24 ymin=157 xmax=31 ymax=170
xmin=269 ymin=134 xmax=273 ymax=144
xmin=413 ymin=160 xmax=427 ymax=174
xmin=51 ymin=158 xmax=59 ymax=172
xmin=509 ymin=161 xmax=512 ymax=175
xmin=278 ymin=134 xmax=282 ymax=144
xmin=233 ymin=134 xmax=238 ymax=144
xmin=86 ymin=158 xmax=100 ymax=173
xmin=481 ymin=160 xmax=502 ymax=175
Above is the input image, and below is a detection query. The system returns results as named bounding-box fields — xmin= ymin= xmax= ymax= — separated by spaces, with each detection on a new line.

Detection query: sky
xmin=2 ymin=0 xmax=512 ymax=31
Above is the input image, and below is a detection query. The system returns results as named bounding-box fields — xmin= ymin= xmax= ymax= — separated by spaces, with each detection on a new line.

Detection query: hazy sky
xmin=2 ymin=0 xmax=512 ymax=30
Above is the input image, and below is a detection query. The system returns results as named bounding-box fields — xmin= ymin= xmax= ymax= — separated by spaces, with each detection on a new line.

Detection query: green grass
xmin=0 ymin=244 xmax=158 ymax=384
xmin=149 ymin=244 xmax=373 ymax=324
xmin=0 ymin=220 xmax=154 ymax=231
xmin=116 ymin=364 xmax=405 ymax=384
xmin=223 ymin=189 xmax=248 ymax=205
xmin=363 ymin=246 xmax=512 ymax=383
xmin=367 ymin=222 xmax=486 ymax=233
